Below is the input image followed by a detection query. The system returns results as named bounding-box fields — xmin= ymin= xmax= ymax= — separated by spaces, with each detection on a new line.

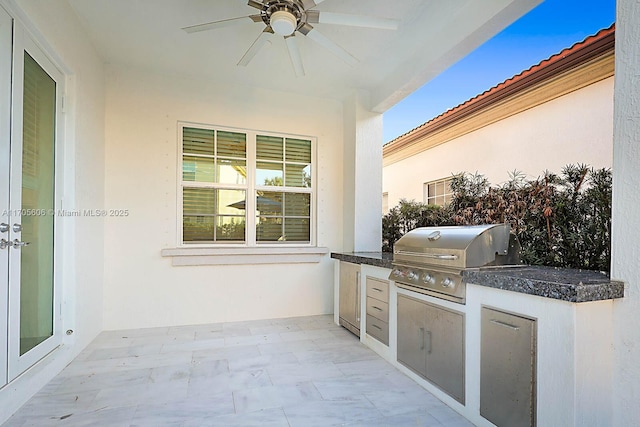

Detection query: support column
xmin=342 ymin=91 xmax=383 ymax=252
xmin=612 ymin=0 xmax=640 ymax=425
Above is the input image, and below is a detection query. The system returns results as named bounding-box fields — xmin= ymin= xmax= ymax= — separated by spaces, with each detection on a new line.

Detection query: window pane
xmin=183 ymin=127 xmax=214 ymax=155
xmin=428 ymin=183 xmax=436 ymax=198
xmin=183 ymin=188 xmax=246 ymax=242
xmin=217 ymin=131 xmax=246 ymax=158
xmin=284 ymin=218 xmax=310 ymax=242
xmin=183 ymin=187 xmax=215 ymax=215
xmin=436 ymin=181 xmax=444 ymax=195
xmin=257 ymin=161 xmax=283 ymax=186
xmin=257 ymin=191 xmax=283 ymax=215
xmin=256 ymin=217 xmax=283 ymax=241
xmin=285 ymin=164 xmax=311 ymax=188
xmin=257 ymin=135 xmax=283 ymax=160
xmin=216 ymin=216 xmax=245 ymax=241
xmin=217 ymin=158 xmax=247 ymax=184
xmin=20 ymin=52 xmax=56 ymax=355
xmin=218 ymin=189 xmax=246 ymax=215
xmin=183 ymin=216 xmax=215 ymax=242
xmin=183 ymin=155 xmax=215 ymax=182
xmin=286 ymin=138 xmax=311 ymax=163
xmin=284 ymin=193 xmax=310 ymax=216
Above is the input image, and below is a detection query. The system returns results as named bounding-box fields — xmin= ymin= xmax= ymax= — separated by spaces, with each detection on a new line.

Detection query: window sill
xmin=161 ymin=246 xmax=329 ymax=266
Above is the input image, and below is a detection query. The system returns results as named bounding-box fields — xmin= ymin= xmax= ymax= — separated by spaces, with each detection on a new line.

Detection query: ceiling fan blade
xmin=238 ymin=30 xmax=272 ymax=66
xmin=182 ymin=15 xmax=261 ymax=34
xmin=307 ymin=11 xmax=399 ymax=30
xmin=298 ymin=25 xmax=358 ymax=66
xmin=285 ymin=36 xmax=305 ymax=77
xmin=247 ymin=0 xmax=264 ymax=10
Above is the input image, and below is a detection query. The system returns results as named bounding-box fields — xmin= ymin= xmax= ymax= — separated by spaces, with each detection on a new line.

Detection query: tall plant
xmin=382 ymin=199 xmax=453 ymax=252
xmin=382 ymin=165 xmax=612 ymax=272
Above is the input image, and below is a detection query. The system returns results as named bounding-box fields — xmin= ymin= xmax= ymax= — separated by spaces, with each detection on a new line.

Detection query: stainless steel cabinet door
xmin=424 ymin=304 xmax=465 ymax=404
xmin=397 ymin=294 xmax=427 ymax=377
xmin=481 ymin=307 xmax=536 ymax=427
xmin=339 ymin=262 xmax=360 ymax=333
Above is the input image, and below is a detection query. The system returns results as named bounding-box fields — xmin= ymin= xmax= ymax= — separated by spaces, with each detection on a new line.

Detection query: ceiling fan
xmin=182 ymin=0 xmax=399 ymax=77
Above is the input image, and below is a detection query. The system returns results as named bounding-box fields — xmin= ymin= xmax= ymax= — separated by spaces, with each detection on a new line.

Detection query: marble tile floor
xmin=2 ymin=315 xmax=474 ymax=427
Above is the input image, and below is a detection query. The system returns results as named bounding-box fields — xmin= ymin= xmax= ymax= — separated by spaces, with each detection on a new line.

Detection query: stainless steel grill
xmin=389 ymin=224 xmax=521 ymax=304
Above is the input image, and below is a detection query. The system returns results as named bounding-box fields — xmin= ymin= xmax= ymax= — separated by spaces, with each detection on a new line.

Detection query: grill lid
xmin=393 ymin=223 xmax=518 ymax=269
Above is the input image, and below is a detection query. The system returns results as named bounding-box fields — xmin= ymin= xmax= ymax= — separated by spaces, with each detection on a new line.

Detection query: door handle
xmin=0 ymin=223 xmax=8 ymax=233
xmin=10 ymin=239 xmax=29 ymax=248
xmin=0 ymin=238 xmax=9 ymax=250
xmin=419 ymin=327 xmax=425 ymax=350
xmin=425 ymin=330 xmax=432 ymax=354
xmin=490 ymin=319 xmax=520 ymax=331
xmin=355 ymin=272 xmax=361 ymax=322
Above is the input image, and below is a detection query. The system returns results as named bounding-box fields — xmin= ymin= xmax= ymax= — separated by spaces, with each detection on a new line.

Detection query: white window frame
xmin=423 ymin=177 xmax=453 ymax=206
xmin=177 ymin=121 xmax=317 ymax=248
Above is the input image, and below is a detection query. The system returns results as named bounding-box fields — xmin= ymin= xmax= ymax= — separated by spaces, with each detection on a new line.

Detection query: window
xmin=424 ymin=177 xmax=453 ymax=206
xmin=180 ymin=123 xmax=314 ymax=245
xmin=382 ymin=192 xmax=389 ymax=214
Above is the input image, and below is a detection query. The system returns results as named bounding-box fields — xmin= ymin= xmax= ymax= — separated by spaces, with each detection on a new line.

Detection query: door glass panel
xmin=19 ymin=53 xmax=55 ymax=355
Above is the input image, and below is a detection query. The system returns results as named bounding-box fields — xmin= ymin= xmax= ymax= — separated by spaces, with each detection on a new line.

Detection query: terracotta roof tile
xmin=385 ymin=23 xmax=615 ymax=149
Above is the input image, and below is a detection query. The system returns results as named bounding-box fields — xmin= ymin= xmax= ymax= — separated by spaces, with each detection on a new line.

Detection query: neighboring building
xmin=383 ymin=25 xmax=615 ymax=210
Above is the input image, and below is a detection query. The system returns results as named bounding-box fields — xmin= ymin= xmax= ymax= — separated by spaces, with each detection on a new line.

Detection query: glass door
xmin=0 ymin=5 xmax=12 ymax=389
xmin=7 ymin=20 xmax=64 ymax=380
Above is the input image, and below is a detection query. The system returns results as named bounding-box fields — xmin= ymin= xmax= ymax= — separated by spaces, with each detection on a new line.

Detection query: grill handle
xmin=394 ymin=250 xmax=459 ymax=260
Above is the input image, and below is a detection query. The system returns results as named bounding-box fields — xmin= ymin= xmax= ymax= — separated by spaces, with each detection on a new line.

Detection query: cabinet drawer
xmin=366 ymin=277 xmax=389 ymax=302
xmin=366 ymin=297 xmax=389 ymax=322
xmin=366 ymin=314 xmax=389 ymax=345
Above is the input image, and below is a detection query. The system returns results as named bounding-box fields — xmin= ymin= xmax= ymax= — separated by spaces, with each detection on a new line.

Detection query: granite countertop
xmin=464 ymin=266 xmax=624 ymax=303
xmin=331 ymin=252 xmax=624 ymax=303
xmin=330 ymin=252 xmax=393 ymax=269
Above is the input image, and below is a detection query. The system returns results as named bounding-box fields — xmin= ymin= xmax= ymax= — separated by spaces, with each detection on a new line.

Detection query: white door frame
xmin=0 ymin=4 xmax=12 ymax=388
xmin=7 ymin=18 xmax=65 ymax=381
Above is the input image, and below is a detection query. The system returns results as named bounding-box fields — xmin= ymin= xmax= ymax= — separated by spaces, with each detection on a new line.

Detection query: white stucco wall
xmin=383 ymin=77 xmax=614 ymax=207
xmin=612 ymin=0 xmax=640 ymax=425
xmin=343 ymin=93 xmax=383 ymax=252
xmin=0 ymin=0 xmax=105 ymax=422
xmin=103 ymin=65 xmax=346 ymax=330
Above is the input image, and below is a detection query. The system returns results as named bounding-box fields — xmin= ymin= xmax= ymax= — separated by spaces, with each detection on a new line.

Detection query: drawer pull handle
xmin=372 ymin=306 xmax=383 ymax=311
xmin=372 ymin=287 xmax=383 ymax=292
xmin=372 ymin=324 xmax=382 ymax=330
xmin=490 ymin=319 xmax=520 ymax=331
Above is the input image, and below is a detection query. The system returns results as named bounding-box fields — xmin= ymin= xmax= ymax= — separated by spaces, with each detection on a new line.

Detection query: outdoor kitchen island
xmin=331 ymin=252 xmax=624 ymax=427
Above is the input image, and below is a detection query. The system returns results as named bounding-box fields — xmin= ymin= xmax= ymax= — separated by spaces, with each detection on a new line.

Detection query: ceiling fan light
xmin=271 ymin=10 xmax=297 ymax=36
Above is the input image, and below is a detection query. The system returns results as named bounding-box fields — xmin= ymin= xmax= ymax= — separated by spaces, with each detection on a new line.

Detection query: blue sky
xmin=382 ymin=0 xmax=616 ymax=143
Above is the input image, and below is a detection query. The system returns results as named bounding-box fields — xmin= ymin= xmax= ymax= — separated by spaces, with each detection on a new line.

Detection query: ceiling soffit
xmin=67 ymin=0 xmax=541 ymax=111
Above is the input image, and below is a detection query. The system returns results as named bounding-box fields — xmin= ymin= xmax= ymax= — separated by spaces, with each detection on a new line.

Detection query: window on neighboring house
xmin=180 ymin=124 xmax=314 ymax=245
xmin=424 ymin=177 xmax=453 ymax=206
xmin=382 ymin=192 xmax=389 ymax=214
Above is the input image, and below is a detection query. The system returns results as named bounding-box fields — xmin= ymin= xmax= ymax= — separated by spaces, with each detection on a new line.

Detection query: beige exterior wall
xmin=383 ymin=77 xmax=614 ymax=208
xmin=103 ymin=64 xmax=351 ymax=330
xmin=612 ymin=0 xmax=640 ymax=424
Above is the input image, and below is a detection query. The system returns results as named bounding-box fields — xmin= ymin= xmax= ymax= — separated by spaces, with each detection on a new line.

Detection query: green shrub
xmin=382 ymin=164 xmax=612 ymax=272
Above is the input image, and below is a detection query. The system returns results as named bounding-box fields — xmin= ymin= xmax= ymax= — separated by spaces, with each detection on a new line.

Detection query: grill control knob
xmin=408 ymin=272 xmax=419 ymax=281
xmin=441 ymin=277 xmax=454 ymax=288
xmin=423 ymin=274 xmax=435 ymax=285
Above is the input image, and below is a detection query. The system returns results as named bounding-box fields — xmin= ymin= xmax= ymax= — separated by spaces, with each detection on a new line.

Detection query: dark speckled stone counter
xmin=464 ymin=266 xmax=623 ymax=302
xmin=331 ymin=252 xmax=623 ymax=303
xmin=330 ymin=252 xmax=393 ymax=269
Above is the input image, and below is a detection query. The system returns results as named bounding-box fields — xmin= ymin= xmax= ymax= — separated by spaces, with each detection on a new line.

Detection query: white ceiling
xmin=67 ymin=0 xmax=540 ymax=112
